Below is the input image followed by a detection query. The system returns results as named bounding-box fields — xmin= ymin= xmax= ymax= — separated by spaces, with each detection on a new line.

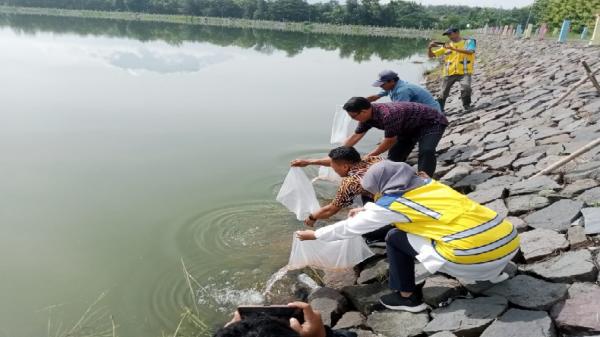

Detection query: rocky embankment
xmin=265 ymin=36 xmax=600 ymax=337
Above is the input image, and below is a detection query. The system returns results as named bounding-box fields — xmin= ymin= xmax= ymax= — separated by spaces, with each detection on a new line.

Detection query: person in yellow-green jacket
xmin=296 ymin=160 xmax=519 ymax=313
xmin=428 ymin=27 xmax=476 ymax=112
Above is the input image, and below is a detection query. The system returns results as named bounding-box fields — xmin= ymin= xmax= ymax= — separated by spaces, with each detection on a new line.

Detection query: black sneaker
xmin=379 ymin=292 xmax=427 ymax=312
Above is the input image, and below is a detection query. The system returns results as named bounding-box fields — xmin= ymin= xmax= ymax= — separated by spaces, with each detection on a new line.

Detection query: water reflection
xmin=0 ymin=13 xmax=429 ymax=62
xmin=109 ymin=48 xmax=231 ymax=73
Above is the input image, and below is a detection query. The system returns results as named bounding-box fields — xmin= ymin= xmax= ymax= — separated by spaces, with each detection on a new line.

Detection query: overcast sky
xmin=418 ymin=0 xmax=534 ymax=8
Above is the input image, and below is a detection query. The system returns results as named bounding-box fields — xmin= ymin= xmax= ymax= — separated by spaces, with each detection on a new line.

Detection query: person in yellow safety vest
xmin=296 ymin=160 xmax=519 ymax=313
xmin=428 ymin=27 xmax=476 ymax=112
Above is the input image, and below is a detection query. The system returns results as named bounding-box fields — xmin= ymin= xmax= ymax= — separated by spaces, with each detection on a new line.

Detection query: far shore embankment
xmin=0 ymin=5 xmax=437 ymax=38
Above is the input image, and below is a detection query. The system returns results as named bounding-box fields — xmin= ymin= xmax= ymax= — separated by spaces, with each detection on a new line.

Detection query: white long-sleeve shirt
xmin=315 ymin=202 xmax=409 ymax=241
xmin=315 ymin=202 xmax=517 ymax=282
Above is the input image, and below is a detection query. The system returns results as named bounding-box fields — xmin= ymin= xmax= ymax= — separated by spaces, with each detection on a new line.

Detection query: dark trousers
xmin=386 ymin=228 xmax=418 ymax=292
xmin=439 ymin=74 xmax=472 ymax=110
xmin=387 ymin=123 xmax=446 ymax=177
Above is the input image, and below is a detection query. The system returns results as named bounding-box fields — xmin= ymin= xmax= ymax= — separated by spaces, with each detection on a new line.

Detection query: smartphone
xmin=238 ymin=305 xmax=305 ymax=324
xmin=431 ymin=41 xmax=446 ymax=46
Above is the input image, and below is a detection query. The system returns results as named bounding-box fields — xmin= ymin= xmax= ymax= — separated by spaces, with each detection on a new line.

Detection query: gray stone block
xmin=424 ymin=296 xmax=508 ymax=337
xmin=480 ymin=309 xmax=556 ymax=337
xmin=367 ymin=311 xmax=429 ymax=337
xmin=582 ymin=207 xmax=600 ymax=234
xmin=553 ymin=290 xmax=600 ymax=335
xmin=333 ymin=311 xmax=366 ymax=330
xmin=524 ymin=199 xmax=583 ymax=232
xmin=522 ymin=250 xmax=598 ymax=283
xmin=505 ymin=194 xmax=550 ymax=215
xmin=519 ymin=228 xmax=569 ymax=262
xmin=508 ymin=176 xmax=560 ymax=196
xmin=483 ymin=275 xmax=568 ymax=311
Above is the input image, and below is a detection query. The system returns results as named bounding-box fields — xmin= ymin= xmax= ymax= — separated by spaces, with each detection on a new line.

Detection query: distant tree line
xmin=533 ymin=0 xmax=600 ymax=32
xmin=1 ymin=0 xmax=535 ymax=29
xmin=0 ymin=12 xmax=429 ymax=61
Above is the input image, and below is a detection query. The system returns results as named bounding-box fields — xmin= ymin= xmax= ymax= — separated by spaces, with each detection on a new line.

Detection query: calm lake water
xmin=0 ymin=14 xmax=432 ymax=337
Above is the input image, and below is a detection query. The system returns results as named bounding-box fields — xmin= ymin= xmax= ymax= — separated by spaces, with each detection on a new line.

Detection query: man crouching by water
xmin=296 ymin=161 xmax=519 ymax=312
xmin=291 ymin=146 xmax=391 ymax=243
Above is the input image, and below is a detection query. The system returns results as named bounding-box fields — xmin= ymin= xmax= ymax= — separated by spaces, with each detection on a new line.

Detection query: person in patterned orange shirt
xmin=291 ymin=146 xmax=392 ymax=243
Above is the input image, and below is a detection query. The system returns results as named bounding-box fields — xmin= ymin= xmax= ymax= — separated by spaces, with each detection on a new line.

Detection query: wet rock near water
xmin=264 ymin=267 xmax=321 ymax=304
xmin=341 ymin=282 xmax=392 ymax=314
xmin=357 ymin=259 xmax=389 ymax=285
xmin=308 ymin=287 xmax=349 ymax=326
xmin=323 ymin=269 xmax=357 ymax=289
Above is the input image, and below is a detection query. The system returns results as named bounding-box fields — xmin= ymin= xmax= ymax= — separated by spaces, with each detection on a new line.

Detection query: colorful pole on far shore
xmin=591 ymin=14 xmax=600 ymax=46
xmin=524 ymin=23 xmax=533 ymax=38
xmin=539 ymin=23 xmax=548 ymax=40
xmin=581 ymin=27 xmax=589 ymax=40
xmin=558 ymin=19 xmax=570 ymax=42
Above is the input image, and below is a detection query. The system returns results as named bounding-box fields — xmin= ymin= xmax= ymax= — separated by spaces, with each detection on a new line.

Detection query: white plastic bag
xmin=276 ymin=167 xmax=321 ymax=221
xmin=315 ymin=166 xmax=342 ymax=183
xmin=330 ymin=105 xmax=353 ymax=145
xmin=287 ymin=234 xmax=374 ymax=270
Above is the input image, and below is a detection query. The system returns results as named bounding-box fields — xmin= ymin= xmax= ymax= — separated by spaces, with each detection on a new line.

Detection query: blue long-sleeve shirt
xmin=378 ymin=80 xmax=442 ymax=112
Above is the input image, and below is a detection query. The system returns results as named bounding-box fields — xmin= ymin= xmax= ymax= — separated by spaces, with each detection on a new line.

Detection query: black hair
xmin=342 ymin=97 xmax=371 ymax=113
xmin=328 ymin=146 xmax=361 ymax=164
xmin=213 ymin=316 xmax=300 ymax=337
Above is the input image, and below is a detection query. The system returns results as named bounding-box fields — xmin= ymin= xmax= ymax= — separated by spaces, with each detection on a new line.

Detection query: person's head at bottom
xmin=213 ymin=302 xmax=326 ymax=337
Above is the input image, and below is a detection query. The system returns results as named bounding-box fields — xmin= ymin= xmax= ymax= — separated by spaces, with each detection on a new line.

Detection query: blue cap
xmin=372 ymin=70 xmax=399 ymax=87
xmin=443 ymin=27 xmax=459 ymax=35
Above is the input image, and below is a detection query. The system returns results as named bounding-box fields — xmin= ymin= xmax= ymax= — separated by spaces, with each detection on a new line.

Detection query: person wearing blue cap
xmin=367 ymin=70 xmax=442 ymax=113
xmin=428 ymin=27 xmax=476 ymax=112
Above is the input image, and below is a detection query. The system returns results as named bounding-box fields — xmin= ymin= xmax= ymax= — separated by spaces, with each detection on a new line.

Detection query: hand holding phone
xmin=237 ymin=305 xmax=304 ymax=324
xmin=236 ymin=302 xmax=326 ymax=337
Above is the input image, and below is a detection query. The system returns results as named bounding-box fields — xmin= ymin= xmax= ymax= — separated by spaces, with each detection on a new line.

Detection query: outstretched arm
xmin=291 ymin=157 xmax=331 ymax=167
xmin=444 ymin=45 xmax=475 ymax=55
xmin=367 ymin=136 xmax=396 ymax=157
xmin=304 ymin=203 xmax=342 ymax=227
xmin=297 ymin=203 xmax=409 ymax=242
xmin=343 ymin=132 xmax=366 ymax=147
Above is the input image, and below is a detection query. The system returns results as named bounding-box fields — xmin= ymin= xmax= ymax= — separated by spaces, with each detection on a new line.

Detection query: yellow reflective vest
xmin=375 ymin=180 xmax=519 ymax=265
xmin=433 ymin=39 xmax=476 ymax=76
